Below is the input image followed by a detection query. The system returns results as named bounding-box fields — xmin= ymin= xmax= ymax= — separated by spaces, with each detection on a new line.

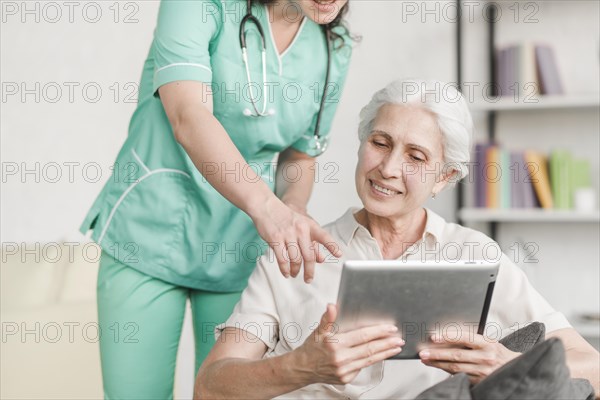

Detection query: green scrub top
xmin=80 ymin=0 xmax=352 ymax=291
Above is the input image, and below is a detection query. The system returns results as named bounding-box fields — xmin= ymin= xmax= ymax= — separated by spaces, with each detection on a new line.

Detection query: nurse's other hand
xmin=292 ymin=304 xmax=403 ymax=385
xmin=419 ymin=331 xmax=520 ymax=384
xmin=251 ymin=197 xmax=342 ymax=283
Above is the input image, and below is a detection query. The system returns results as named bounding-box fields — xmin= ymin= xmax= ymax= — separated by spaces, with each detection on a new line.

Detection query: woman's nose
xmin=378 ymin=153 xmax=403 ymax=179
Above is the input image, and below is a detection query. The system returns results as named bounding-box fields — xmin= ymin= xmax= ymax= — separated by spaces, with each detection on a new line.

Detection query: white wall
xmin=2 ymin=1 xmax=599 ymax=398
xmin=310 ymin=0 xmax=458 ymax=225
xmin=2 ymin=1 xmax=158 ymax=242
xmin=1 ymin=1 xmax=461 ymax=243
xmin=460 ymin=0 xmax=600 ymax=322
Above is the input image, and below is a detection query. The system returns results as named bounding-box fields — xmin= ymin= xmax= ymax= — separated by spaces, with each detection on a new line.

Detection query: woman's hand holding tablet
xmin=292 ymin=304 xmax=405 ymax=385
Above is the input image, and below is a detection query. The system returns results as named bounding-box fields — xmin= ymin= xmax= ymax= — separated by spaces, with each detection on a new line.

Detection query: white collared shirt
xmin=216 ymin=207 xmax=570 ymax=399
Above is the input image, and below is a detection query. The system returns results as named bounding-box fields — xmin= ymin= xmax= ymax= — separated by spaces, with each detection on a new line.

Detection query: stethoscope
xmin=239 ymin=0 xmax=332 ymax=153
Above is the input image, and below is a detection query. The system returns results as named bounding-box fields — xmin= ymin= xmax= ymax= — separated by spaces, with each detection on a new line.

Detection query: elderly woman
xmin=195 ymin=79 xmax=600 ymax=399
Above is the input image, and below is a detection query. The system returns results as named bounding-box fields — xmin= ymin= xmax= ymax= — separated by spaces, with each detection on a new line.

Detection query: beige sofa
xmin=1 ymin=242 xmax=103 ymax=399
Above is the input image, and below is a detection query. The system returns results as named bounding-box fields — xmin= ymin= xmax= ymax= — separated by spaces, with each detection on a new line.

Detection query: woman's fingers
xmin=342 ymin=324 xmax=399 ymax=347
xmin=315 ymin=304 xmax=338 ymax=335
xmin=419 ymin=339 xmax=517 ymax=383
xmin=320 ymin=323 xmax=403 ymax=383
xmin=300 ymin=307 xmax=403 ymax=386
xmin=338 ymin=345 xmax=403 ymax=378
xmin=430 ymin=331 xmax=489 ymax=350
xmin=421 ymin=359 xmax=487 ymax=379
xmin=419 ymin=334 xmax=491 ymax=371
xmin=342 ymin=335 xmax=404 ymax=363
xmin=420 ymin=347 xmax=480 ymax=365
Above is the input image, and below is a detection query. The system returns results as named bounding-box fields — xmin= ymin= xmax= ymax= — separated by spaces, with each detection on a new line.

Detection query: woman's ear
xmin=443 ymin=169 xmax=459 ymax=184
xmin=432 ymin=168 xmax=458 ymax=194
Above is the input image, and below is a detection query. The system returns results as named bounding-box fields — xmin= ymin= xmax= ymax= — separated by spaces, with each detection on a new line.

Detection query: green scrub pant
xmin=97 ymin=251 xmax=242 ymax=400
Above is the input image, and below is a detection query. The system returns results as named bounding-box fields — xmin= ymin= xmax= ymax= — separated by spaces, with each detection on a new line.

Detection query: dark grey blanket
xmin=415 ymin=322 xmax=595 ymax=400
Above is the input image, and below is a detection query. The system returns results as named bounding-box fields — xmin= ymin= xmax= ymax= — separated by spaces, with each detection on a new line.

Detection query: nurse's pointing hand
xmin=251 ymin=198 xmax=342 ymax=283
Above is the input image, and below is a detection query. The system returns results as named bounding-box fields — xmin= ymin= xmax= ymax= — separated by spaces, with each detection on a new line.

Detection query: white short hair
xmin=358 ymin=79 xmax=474 ymax=187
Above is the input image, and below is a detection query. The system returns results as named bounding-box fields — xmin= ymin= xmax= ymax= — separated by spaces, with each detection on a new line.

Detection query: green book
xmin=563 ymin=152 xmax=573 ymax=209
xmin=571 ymin=158 xmax=592 ymax=202
xmin=550 ymin=150 xmax=571 ymax=209
xmin=550 ymin=150 xmax=559 ymax=207
xmin=500 ymin=148 xmax=511 ymax=208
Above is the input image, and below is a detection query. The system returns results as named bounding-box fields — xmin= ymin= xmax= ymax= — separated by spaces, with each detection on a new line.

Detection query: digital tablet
xmin=335 ymin=260 xmax=499 ymax=359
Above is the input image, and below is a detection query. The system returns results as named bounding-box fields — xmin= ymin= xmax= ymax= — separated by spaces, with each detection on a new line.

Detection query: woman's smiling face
xmin=355 ymin=104 xmax=454 ymax=220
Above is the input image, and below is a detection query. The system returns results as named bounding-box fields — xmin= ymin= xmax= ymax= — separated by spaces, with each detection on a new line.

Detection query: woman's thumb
xmin=318 ymin=303 xmax=338 ymax=333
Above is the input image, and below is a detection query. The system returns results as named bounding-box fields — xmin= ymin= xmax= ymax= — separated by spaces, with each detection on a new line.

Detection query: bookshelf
xmin=456 ymin=1 xmax=600 ymax=342
xmin=572 ymin=319 xmax=600 ymax=340
xmin=459 ymin=208 xmax=600 ymax=223
xmin=456 ymin=2 xmax=599 ymax=235
xmin=471 ymin=94 xmax=600 ymax=112
xmin=574 ymin=326 xmax=600 ymax=340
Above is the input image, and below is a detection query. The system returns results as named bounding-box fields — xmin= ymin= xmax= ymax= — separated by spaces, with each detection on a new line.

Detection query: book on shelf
xmin=550 ymin=150 xmax=571 ymax=209
xmin=500 ymin=148 xmax=512 ymax=209
xmin=509 ymin=152 xmax=522 ymax=208
xmin=535 ymin=44 xmax=564 ymax=95
xmin=473 ymin=143 xmax=488 ymax=208
xmin=472 ymin=144 xmax=591 ymax=211
xmin=521 ymin=151 xmax=539 ymax=209
xmin=510 ymin=151 xmax=538 ymax=209
xmin=485 ymin=146 xmax=500 ymax=208
xmin=572 ymin=158 xmax=592 ymax=194
xmin=525 ymin=150 xmax=553 ymax=209
xmin=495 ymin=42 xmax=563 ymax=97
xmin=521 ymin=43 xmax=539 ymax=95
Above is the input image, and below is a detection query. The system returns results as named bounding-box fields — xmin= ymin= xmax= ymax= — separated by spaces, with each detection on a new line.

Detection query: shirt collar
xmin=336 ymin=207 xmax=446 ymax=247
xmin=337 ymin=207 xmax=363 ymax=246
xmin=421 ymin=207 xmax=445 ymax=244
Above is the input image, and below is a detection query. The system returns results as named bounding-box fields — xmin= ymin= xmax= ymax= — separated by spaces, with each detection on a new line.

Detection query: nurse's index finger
xmin=312 ymin=227 xmax=342 ymax=260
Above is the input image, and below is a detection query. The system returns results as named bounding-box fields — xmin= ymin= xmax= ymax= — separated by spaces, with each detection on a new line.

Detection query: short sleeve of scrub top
xmin=79 ymin=0 xmax=353 ymax=292
xmin=152 ymin=0 xmax=219 ymax=93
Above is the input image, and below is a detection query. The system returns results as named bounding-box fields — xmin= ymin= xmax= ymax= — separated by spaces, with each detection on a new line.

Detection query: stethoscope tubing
xmin=241 ymin=47 xmax=270 ymax=117
xmin=239 ymin=0 xmax=332 ymax=150
xmin=240 ymin=11 xmax=270 ymax=117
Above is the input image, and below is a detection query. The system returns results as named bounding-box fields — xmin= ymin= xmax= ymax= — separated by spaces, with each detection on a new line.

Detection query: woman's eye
xmin=411 ymin=155 xmax=424 ymax=162
xmin=373 ymin=141 xmax=387 ymax=148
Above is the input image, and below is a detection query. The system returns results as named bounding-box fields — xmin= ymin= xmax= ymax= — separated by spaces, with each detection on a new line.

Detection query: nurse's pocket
xmin=98 ymin=170 xmax=193 ymax=269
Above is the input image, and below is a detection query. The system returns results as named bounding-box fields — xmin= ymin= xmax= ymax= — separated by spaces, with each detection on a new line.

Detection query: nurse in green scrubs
xmin=80 ymin=0 xmax=353 ymax=397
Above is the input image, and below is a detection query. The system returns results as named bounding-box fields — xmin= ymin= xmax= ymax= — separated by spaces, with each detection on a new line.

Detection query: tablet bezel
xmin=335 ymin=260 xmax=499 ymax=360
